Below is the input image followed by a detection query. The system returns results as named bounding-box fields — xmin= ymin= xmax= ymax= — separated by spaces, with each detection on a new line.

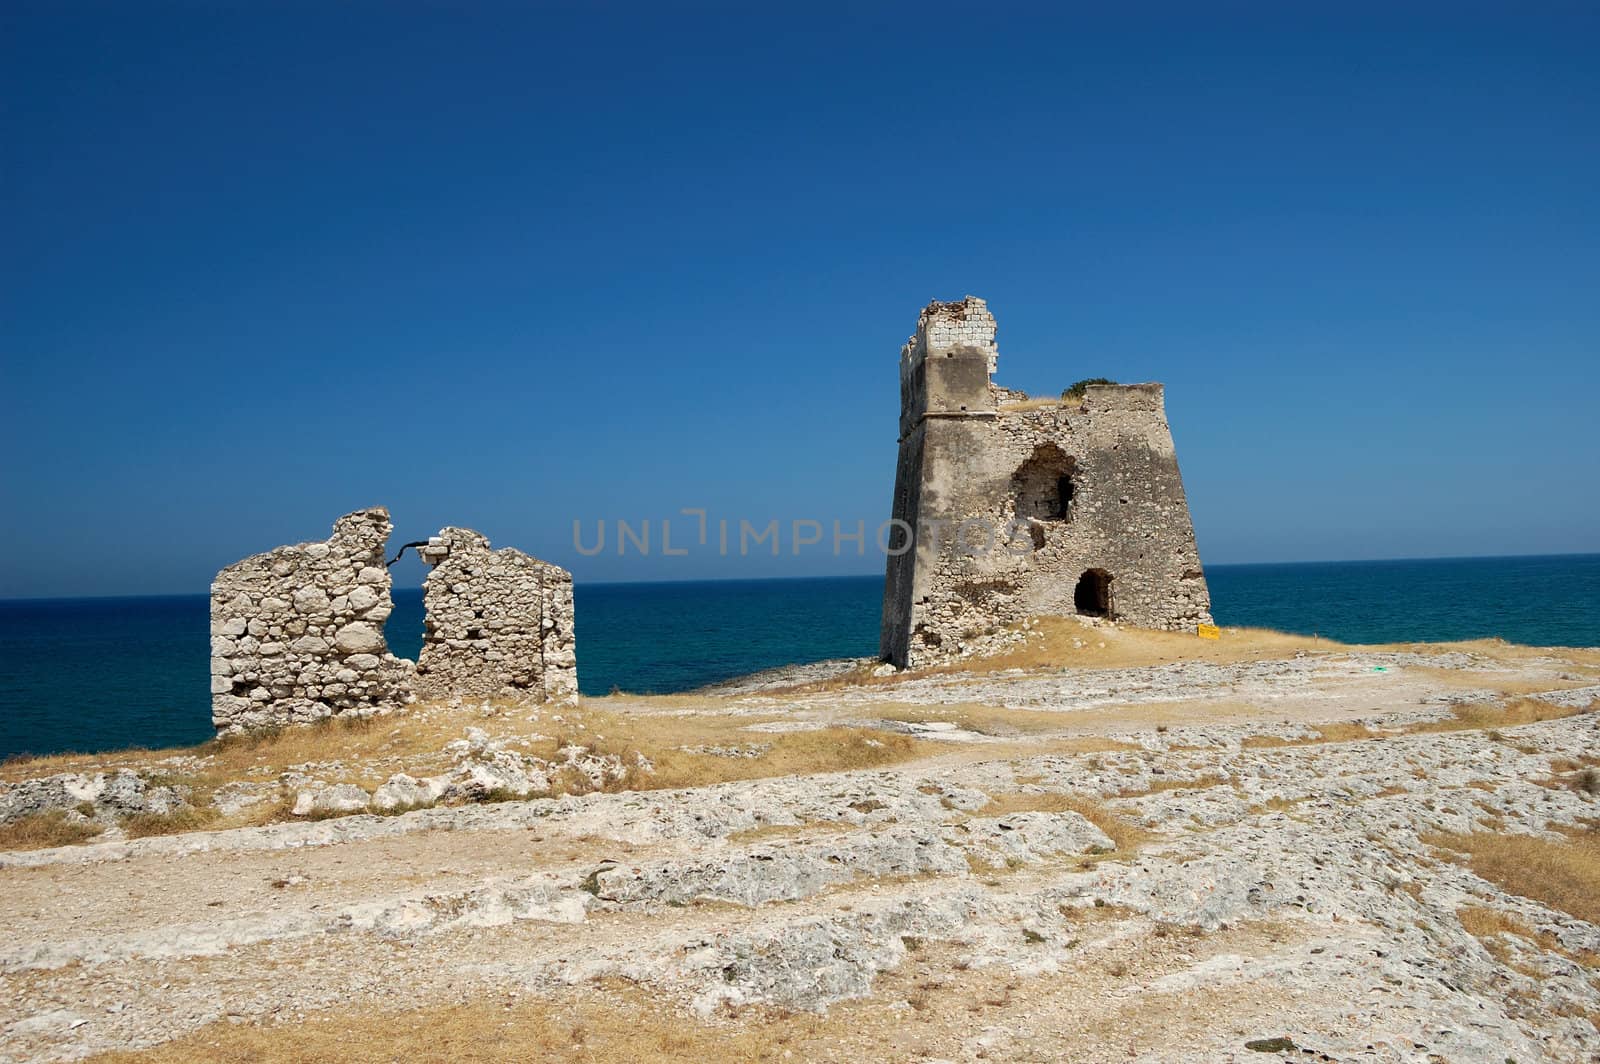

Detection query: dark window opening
xmin=1074 ymin=569 xmax=1113 ymax=618
xmin=1012 ymin=444 xmax=1077 ymax=523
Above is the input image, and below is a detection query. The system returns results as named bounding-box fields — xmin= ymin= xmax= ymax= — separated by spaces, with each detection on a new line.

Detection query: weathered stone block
xmin=334 ymin=622 xmax=385 ymax=655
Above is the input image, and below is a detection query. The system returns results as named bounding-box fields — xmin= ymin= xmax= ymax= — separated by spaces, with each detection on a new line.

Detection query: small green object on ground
xmin=1245 ymin=1036 xmax=1298 ymax=1053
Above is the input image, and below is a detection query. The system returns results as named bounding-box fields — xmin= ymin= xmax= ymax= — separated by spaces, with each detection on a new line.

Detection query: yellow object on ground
xmin=1197 ymin=624 xmax=1221 ymax=640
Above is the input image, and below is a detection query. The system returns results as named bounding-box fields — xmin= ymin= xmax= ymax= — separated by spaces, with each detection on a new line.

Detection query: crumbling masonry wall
xmin=210 ymin=508 xmax=416 ymax=732
xmin=211 ymin=510 xmax=577 ymax=733
xmin=880 ymin=297 xmax=1213 ymax=669
xmin=414 ymin=528 xmax=578 ymax=702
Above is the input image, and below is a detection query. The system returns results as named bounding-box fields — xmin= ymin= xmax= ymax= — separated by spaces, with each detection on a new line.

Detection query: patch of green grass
xmin=1062 ymin=377 xmax=1115 ymax=401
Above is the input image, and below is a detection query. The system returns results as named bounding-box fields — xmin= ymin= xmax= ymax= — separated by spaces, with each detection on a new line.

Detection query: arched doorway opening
xmin=1074 ymin=568 xmax=1113 ymax=618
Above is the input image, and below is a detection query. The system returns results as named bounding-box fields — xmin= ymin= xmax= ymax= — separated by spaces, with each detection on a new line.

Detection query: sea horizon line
xmin=1 ymin=550 xmax=1596 ymax=605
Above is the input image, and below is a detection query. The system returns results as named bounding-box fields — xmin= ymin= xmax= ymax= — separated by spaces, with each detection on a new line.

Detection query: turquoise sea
xmin=1 ymin=554 xmax=1597 ymax=760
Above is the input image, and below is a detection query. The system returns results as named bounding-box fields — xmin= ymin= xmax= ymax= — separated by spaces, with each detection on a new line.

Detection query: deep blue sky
xmin=2 ymin=2 xmax=1596 ymax=597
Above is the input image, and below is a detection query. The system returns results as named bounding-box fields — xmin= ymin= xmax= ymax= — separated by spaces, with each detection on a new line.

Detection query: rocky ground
xmin=2 ymin=622 xmax=1598 ymax=1062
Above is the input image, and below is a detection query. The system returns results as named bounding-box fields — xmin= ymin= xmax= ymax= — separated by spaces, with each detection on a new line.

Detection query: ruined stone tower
xmin=880 ymin=297 xmax=1212 ymax=669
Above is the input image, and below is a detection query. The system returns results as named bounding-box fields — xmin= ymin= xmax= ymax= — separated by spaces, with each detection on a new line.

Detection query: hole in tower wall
xmin=1011 ymin=444 xmax=1077 ymax=522
xmin=1074 ymin=569 xmax=1114 ymax=618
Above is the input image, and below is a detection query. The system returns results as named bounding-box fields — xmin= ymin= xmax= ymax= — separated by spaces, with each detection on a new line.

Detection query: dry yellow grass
xmin=8 ymin=630 xmax=1589 ymax=848
xmin=1404 ymin=697 xmax=1591 ymax=735
xmin=0 ymin=712 xmax=460 ymax=788
xmin=634 ymin=727 xmax=924 ymax=790
xmin=1242 ymin=722 xmax=1378 ymax=748
xmin=1427 ymin=825 xmax=1600 ymax=925
xmin=3 ymin=713 xmax=556 ymax=842
xmin=770 ymin=619 xmax=1349 ymax=694
xmin=1407 ymin=665 xmax=1600 ymax=696
xmin=1458 ymin=904 xmax=1538 ymax=941
xmin=1250 ymin=796 xmax=1308 ymax=814
xmin=860 ymin=621 xmax=1599 ymax=689
xmin=979 ymin=791 xmax=1152 ymax=855
xmin=954 ymin=618 xmax=1341 ymax=675
xmin=1534 ymin=759 xmax=1600 ymax=796
xmin=4 ymin=697 xmax=919 ymax=790
xmin=1407 ymin=639 xmax=1600 ymax=669
xmin=1553 ymin=1003 xmax=1600 ymax=1032
xmin=1312 ymin=722 xmax=1383 ymax=742
xmin=1013 ymin=736 xmax=1143 ymax=759
xmin=2 ymin=745 xmax=171 ymax=783
xmin=89 ymin=987 xmax=818 ymax=1064
xmin=0 ymin=809 xmax=104 ymax=850
xmin=1115 ymin=773 xmax=1230 ymax=797
xmin=997 ymin=395 xmax=1080 ymax=413
xmin=776 ymin=663 xmax=885 ymax=693
xmin=716 ymin=618 xmax=1600 ymax=710
xmin=1458 ymin=906 xmax=1546 ymax=976
xmin=120 ymin=807 xmax=222 ymax=839
xmin=2 ymin=698 xmax=931 ymax=849
xmin=1457 ymin=904 xmax=1600 ymax=970
xmin=0 ymin=694 xmax=746 ymax=787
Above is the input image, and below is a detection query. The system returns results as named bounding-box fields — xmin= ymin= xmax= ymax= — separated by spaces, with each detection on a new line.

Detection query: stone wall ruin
xmin=880 ymin=297 xmax=1213 ymax=669
xmin=211 ymin=508 xmax=577 ymax=733
xmin=210 ymin=508 xmax=415 ymax=732
xmin=415 ymin=528 xmax=578 ymax=703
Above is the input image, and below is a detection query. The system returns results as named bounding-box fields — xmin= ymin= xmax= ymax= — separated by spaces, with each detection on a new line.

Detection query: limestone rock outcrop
xmin=0 ymin=770 xmax=193 ymax=826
